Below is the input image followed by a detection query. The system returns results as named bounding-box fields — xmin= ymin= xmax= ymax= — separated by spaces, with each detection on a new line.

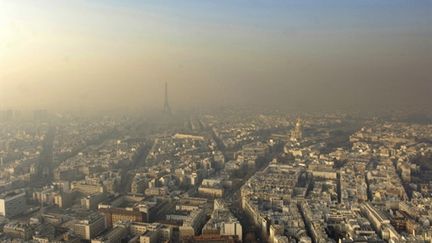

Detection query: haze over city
xmin=1 ymin=0 xmax=431 ymax=111
xmin=1 ymin=2 xmax=432 ymax=243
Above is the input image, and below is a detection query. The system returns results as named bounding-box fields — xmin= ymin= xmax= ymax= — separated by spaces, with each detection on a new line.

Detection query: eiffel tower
xmin=163 ymin=82 xmax=172 ymax=116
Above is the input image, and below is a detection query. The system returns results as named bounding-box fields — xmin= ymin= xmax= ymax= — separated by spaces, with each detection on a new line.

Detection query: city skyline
xmin=0 ymin=1 xmax=431 ymax=242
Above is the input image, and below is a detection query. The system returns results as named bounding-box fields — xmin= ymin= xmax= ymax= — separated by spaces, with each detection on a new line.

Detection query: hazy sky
xmin=0 ymin=0 xmax=431 ymax=111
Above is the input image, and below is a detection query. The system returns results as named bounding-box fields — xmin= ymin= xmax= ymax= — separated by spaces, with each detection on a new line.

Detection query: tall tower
xmin=163 ymin=82 xmax=172 ymax=116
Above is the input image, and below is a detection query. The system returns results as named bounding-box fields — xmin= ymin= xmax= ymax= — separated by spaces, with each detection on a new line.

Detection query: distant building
xmin=74 ymin=213 xmax=107 ymax=240
xmin=54 ymin=191 xmax=75 ymax=209
xmin=174 ymin=133 xmax=205 ymax=141
xmin=202 ymin=200 xmax=242 ymax=241
xmin=99 ymin=207 xmax=146 ymax=228
xmin=33 ymin=187 xmax=57 ymax=205
xmin=0 ymin=190 xmax=26 ymax=218
xmin=140 ymin=230 xmax=158 ymax=243
xmin=130 ymin=222 xmax=172 ymax=243
xmin=3 ymin=222 xmax=33 ymax=240
xmin=198 ymin=179 xmax=224 ymax=198
xmin=71 ymin=181 xmax=105 ymax=195
xmin=183 ymin=235 xmax=239 ymax=243
xmin=176 ymin=197 xmax=208 ymax=212
xmin=290 ymin=118 xmax=303 ymax=141
xmin=91 ymin=223 xmax=128 ymax=243
xmin=81 ymin=193 xmax=107 ymax=210
xmin=180 ymin=208 xmax=207 ymax=238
